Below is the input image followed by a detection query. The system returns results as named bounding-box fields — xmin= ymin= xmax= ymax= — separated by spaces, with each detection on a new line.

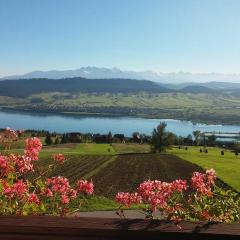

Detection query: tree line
xmin=12 ymin=123 xmax=238 ymax=153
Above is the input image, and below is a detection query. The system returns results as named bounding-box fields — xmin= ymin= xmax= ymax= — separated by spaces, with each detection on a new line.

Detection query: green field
xmin=167 ymin=146 xmax=240 ymax=191
xmin=2 ymin=142 xmax=116 ymax=156
xmin=40 ymin=143 xmax=115 ymax=157
xmin=112 ymin=143 xmax=150 ymax=154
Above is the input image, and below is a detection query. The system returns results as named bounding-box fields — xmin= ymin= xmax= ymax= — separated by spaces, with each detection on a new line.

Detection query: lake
xmin=0 ymin=110 xmax=239 ymax=137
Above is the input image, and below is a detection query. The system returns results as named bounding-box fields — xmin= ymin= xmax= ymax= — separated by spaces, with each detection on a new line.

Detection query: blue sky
xmin=0 ymin=0 xmax=240 ymax=76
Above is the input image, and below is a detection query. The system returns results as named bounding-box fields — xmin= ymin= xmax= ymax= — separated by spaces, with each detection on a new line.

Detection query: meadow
xmin=168 ymin=146 xmax=240 ymax=191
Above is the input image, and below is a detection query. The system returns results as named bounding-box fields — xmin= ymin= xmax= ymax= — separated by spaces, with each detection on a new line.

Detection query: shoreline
xmin=0 ymin=107 xmax=240 ymax=127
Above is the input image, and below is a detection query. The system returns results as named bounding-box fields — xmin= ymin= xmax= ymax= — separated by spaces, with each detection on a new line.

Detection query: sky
xmin=1 ymin=0 xmax=240 ymax=77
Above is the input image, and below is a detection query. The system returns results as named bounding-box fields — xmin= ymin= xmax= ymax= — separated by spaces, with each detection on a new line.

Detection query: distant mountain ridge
xmin=0 ymin=76 xmax=239 ymax=98
xmin=180 ymin=85 xmax=216 ymax=93
xmin=2 ymin=66 xmax=240 ymax=84
xmin=162 ymin=81 xmax=240 ymax=90
xmin=0 ymin=77 xmax=172 ymax=97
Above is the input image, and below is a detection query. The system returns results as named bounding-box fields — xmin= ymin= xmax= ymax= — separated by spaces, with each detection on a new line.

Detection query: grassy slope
xmin=17 ymin=92 xmax=240 ymax=109
xmin=167 ymin=146 xmax=240 ymax=191
xmin=1 ymin=92 xmax=240 ymax=123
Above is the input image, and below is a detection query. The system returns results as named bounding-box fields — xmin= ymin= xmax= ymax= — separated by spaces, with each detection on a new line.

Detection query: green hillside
xmin=1 ymin=91 xmax=240 ymax=124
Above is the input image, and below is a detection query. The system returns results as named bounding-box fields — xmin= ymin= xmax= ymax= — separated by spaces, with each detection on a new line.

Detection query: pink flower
xmin=12 ymin=180 xmax=28 ymax=197
xmin=171 ymin=179 xmax=188 ymax=192
xmin=45 ymin=188 xmax=53 ymax=197
xmin=3 ymin=185 xmax=14 ymax=199
xmin=69 ymin=189 xmax=77 ymax=198
xmin=200 ymin=210 xmax=212 ymax=221
xmin=52 ymin=154 xmax=65 ymax=164
xmin=0 ymin=155 xmax=11 ymax=175
xmin=191 ymin=169 xmax=216 ymax=196
xmin=206 ymin=169 xmax=216 ymax=184
xmin=27 ymin=193 xmax=40 ymax=205
xmin=47 ymin=176 xmax=70 ymax=194
xmin=61 ymin=195 xmax=69 ymax=204
xmin=14 ymin=155 xmax=34 ymax=173
xmin=76 ymin=180 xmax=94 ymax=195
xmin=44 ymin=176 xmax=77 ymax=204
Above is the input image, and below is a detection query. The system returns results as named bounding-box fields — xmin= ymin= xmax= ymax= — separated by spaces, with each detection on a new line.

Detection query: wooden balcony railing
xmin=0 ymin=216 xmax=240 ymax=239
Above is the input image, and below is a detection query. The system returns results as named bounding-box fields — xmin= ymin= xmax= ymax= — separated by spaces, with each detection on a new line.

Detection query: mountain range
xmin=2 ymin=66 xmax=240 ymax=84
xmin=0 ymin=76 xmax=239 ymax=98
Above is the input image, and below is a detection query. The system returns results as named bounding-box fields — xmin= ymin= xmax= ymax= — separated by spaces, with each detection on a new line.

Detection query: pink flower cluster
xmin=116 ymin=179 xmax=187 ymax=210
xmin=52 ymin=153 xmax=65 ymax=164
xmin=191 ymin=169 xmax=216 ymax=196
xmin=3 ymin=179 xmax=28 ymax=199
xmin=139 ymin=179 xmax=187 ymax=210
xmin=116 ymin=169 xmax=218 ymax=218
xmin=24 ymin=137 xmax=42 ymax=161
xmin=13 ymin=137 xmax=42 ymax=174
xmin=0 ymin=155 xmax=11 ymax=176
xmin=76 ymin=180 xmax=94 ymax=195
xmin=115 ymin=192 xmax=142 ymax=207
xmin=2 ymin=179 xmax=40 ymax=206
xmin=0 ymin=128 xmax=95 ymax=215
xmin=44 ymin=176 xmax=77 ymax=204
xmin=27 ymin=193 xmax=40 ymax=205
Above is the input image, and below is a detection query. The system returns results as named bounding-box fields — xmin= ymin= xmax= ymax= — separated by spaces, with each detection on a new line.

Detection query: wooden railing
xmin=0 ymin=216 xmax=240 ymax=239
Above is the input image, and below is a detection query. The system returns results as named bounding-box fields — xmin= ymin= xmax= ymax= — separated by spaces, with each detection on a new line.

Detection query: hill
xmin=161 ymin=81 xmax=240 ymax=90
xmin=0 ymin=77 xmax=172 ymax=97
xmin=181 ymin=85 xmax=216 ymax=93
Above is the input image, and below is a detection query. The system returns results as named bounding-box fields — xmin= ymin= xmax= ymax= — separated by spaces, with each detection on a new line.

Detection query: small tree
xmin=208 ymin=134 xmax=217 ymax=146
xmin=45 ymin=132 xmax=53 ymax=145
xmin=178 ymin=136 xmax=184 ymax=146
xmin=132 ymin=132 xmax=141 ymax=143
xmin=61 ymin=134 xmax=67 ymax=144
xmin=54 ymin=137 xmax=60 ymax=145
xmin=193 ymin=130 xmax=201 ymax=145
xmin=151 ymin=122 xmax=174 ymax=152
xmin=107 ymin=131 xmax=113 ymax=144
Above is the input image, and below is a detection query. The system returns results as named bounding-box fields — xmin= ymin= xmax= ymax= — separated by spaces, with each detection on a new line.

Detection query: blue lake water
xmin=0 ymin=111 xmax=239 ymax=137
